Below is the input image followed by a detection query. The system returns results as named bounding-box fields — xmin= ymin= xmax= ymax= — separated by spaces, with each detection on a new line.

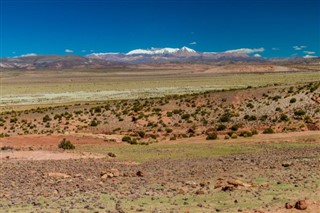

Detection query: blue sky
xmin=1 ymin=0 xmax=319 ymax=58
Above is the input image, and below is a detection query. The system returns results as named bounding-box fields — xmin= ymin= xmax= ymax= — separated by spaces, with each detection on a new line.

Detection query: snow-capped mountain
xmin=2 ymin=46 xmax=318 ymax=70
xmin=86 ymin=46 xmax=251 ymax=63
xmin=126 ymin=46 xmax=196 ymax=55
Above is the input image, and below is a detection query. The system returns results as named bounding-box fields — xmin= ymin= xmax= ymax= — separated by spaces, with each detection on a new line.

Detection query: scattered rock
xmin=195 ymin=189 xmax=205 ymax=195
xmin=295 ymin=200 xmax=307 ymax=210
xmin=227 ymin=179 xmax=243 ymax=187
xmin=222 ymin=185 xmax=235 ymax=192
xmin=74 ymin=173 xmax=82 ymax=178
xmin=185 ymin=181 xmax=197 ymax=187
xmin=285 ymin=202 xmax=293 ymax=209
xmin=282 ymin=162 xmax=293 ymax=167
xmin=101 ymin=168 xmax=120 ymax=179
xmin=136 ymin=170 xmax=144 ymax=177
xmin=48 ymin=172 xmax=71 ymax=179
xmin=101 ymin=173 xmax=114 ymax=178
xmin=107 ymin=152 xmax=116 ymax=158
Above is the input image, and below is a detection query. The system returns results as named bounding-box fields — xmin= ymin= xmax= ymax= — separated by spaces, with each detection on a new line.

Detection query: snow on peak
xmin=126 ymin=47 xmax=196 ymax=55
xmin=180 ymin=46 xmax=196 ymax=53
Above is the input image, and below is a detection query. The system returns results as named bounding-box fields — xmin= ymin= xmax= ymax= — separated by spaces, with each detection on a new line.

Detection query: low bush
xmin=122 ymin=136 xmax=132 ymax=142
xmin=294 ymin=109 xmax=306 ymax=116
xmin=216 ymin=124 xmax=226 ymax=131
xmin=279 ymin=114 xmax=289 ymax=121
xmin=239 ymin=131 xmax=252 ymax=137
xmin=58 ymin=138 xmax=75 ymax=150
xmin=137 ymin=131 xmax=145 ymax=138
xmin=263 ymin=128 xmax=274 ymax=134
xmin=290 ymin=98 xmax=296 ymax=103
xmin=231 ymin=133 xmax=238 ymax=139
xmin=206 ymin=133 xmax=218 ymax=140
xmin=230 ymin=124 xmax=239 ymax=131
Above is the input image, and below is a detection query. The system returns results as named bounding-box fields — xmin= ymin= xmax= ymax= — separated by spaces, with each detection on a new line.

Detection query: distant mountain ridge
xmin=86 ymin=46 xmax=256 ymax=64
xmin=1 ymin=46 xmax=319 ymax=70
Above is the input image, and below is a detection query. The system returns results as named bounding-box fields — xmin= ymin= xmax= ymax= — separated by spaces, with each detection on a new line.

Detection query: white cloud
xmin=253 ymin=54 xmax=262 ymax=57
xmin=14 ymin=53 xmax=37 ymax=58
xmin=303 ymin=51 xmax=315 ymax=55
xmin=293 ymin=46 xmax=307 ymax=50
xmin=272 ymin=48 xmax=279 ymax=51
xmin=189 ymin=41 xmax=197 ymax=45
xmin=303 ymin=55 xmax=318 ymax=59
xmin=65 ymin=49 xmax=74 ymax=53
xmin=225 ymin=48 xmax=265 ymax=54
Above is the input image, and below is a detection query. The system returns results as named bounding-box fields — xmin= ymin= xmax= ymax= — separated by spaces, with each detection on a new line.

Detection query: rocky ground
xmin=0 ymin=80 xmax=319 ymax=212
xmin=0 ymin=137 xmax=320 ymax=212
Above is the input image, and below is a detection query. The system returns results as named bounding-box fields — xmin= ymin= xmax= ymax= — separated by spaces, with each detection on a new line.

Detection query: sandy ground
xmin=0 ymin=134 xmax=106 ymax=151
xmin=0 ymin=150 xmax=104 ymax=160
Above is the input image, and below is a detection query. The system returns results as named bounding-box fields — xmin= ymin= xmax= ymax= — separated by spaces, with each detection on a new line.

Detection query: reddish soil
xmin=0 ymin=135 xmax=106 ymax=151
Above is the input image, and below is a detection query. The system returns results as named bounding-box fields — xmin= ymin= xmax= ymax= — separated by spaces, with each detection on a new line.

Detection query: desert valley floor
xmin=0 ymin=65 xmax=320 ymax=212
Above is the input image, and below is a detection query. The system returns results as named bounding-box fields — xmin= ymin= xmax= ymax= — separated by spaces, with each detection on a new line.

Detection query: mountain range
xmin=1 ymin=47 xmax=319 ymax=70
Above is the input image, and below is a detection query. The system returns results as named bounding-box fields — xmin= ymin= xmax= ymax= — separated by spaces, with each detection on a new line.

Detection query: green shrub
xmin=122 ymin=136 xmax=132 ymax=142
xmin=231 ymin=133 xmax=238 ymax=139
xmin=128 ymin=138 xmax=138 ymax=145
xmin=206 ymin=133 xmax=218 ymax=140
xmin=137 ymin=131 xmax=145 ymax=138
xmin=239 ymin=131 xmax=252 ymax=137
xmin=248 ymin=115 xmax=257 ymax=121
xmin=165 ymin=128 xmax=173 ymax=133
xmin=166 ymin=111 xmax=173 ymax=117
xmin=170 ymin=136 xmax=177 ymax=140
xmin=230 ymin=124 xmax=239 ymax=131
xmin=251 ymin=129 xmax=258 ymax=135
xmin=0 ymin=133 xmax=10 ymax=138
xmin=246 ymin=103 xmax=254 ymax=109
xmin=91 ymin=106 xmax=102 ymax=113
xmin=279 ymin=114 xmax=289 ymax=121
xmin=290 ymin=98 xmax=296 ymax=103
xmin=272 ymin=95 xmax=281 ymax=101
xmin=216 ymin=124 xmax=226 ymax=131
xmin=294 ymin=109 xmax=306 ymax=116
xmin=90 ymin=120 xmax=99 ymax=127
xmin=181 ymin=114 xmax=190 ymax=120
xmin=10 ymin=117 xmax=18 ymax=123
xmin=150 ymin=134 xmax=157 ymax=139
xmin=263 ymin=128 xmax=274 ymax=134
xmin=58 ymin=138 xmax=75 ymax=150
xmin=260 ymin=115 xmax=268 ymax=121
xmin=219 ymin=113 xmax=231 ymax=122
xmin=42 ymin=115 xmax=51 ymax=123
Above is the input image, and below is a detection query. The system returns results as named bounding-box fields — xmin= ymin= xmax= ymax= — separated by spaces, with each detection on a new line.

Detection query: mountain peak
xmin=126 ymin=47 xmax=196 ymax=55
xmin=180 ymin=46 xmax=196 ymax=53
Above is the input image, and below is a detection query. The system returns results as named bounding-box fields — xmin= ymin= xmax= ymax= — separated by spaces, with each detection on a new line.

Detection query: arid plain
xmin=1 ymin=63 xmax=320 ymax=212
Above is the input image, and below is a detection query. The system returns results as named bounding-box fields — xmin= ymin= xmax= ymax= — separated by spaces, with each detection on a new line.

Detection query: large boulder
xmin=101 ymin=168 xmax=120 ymax=179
